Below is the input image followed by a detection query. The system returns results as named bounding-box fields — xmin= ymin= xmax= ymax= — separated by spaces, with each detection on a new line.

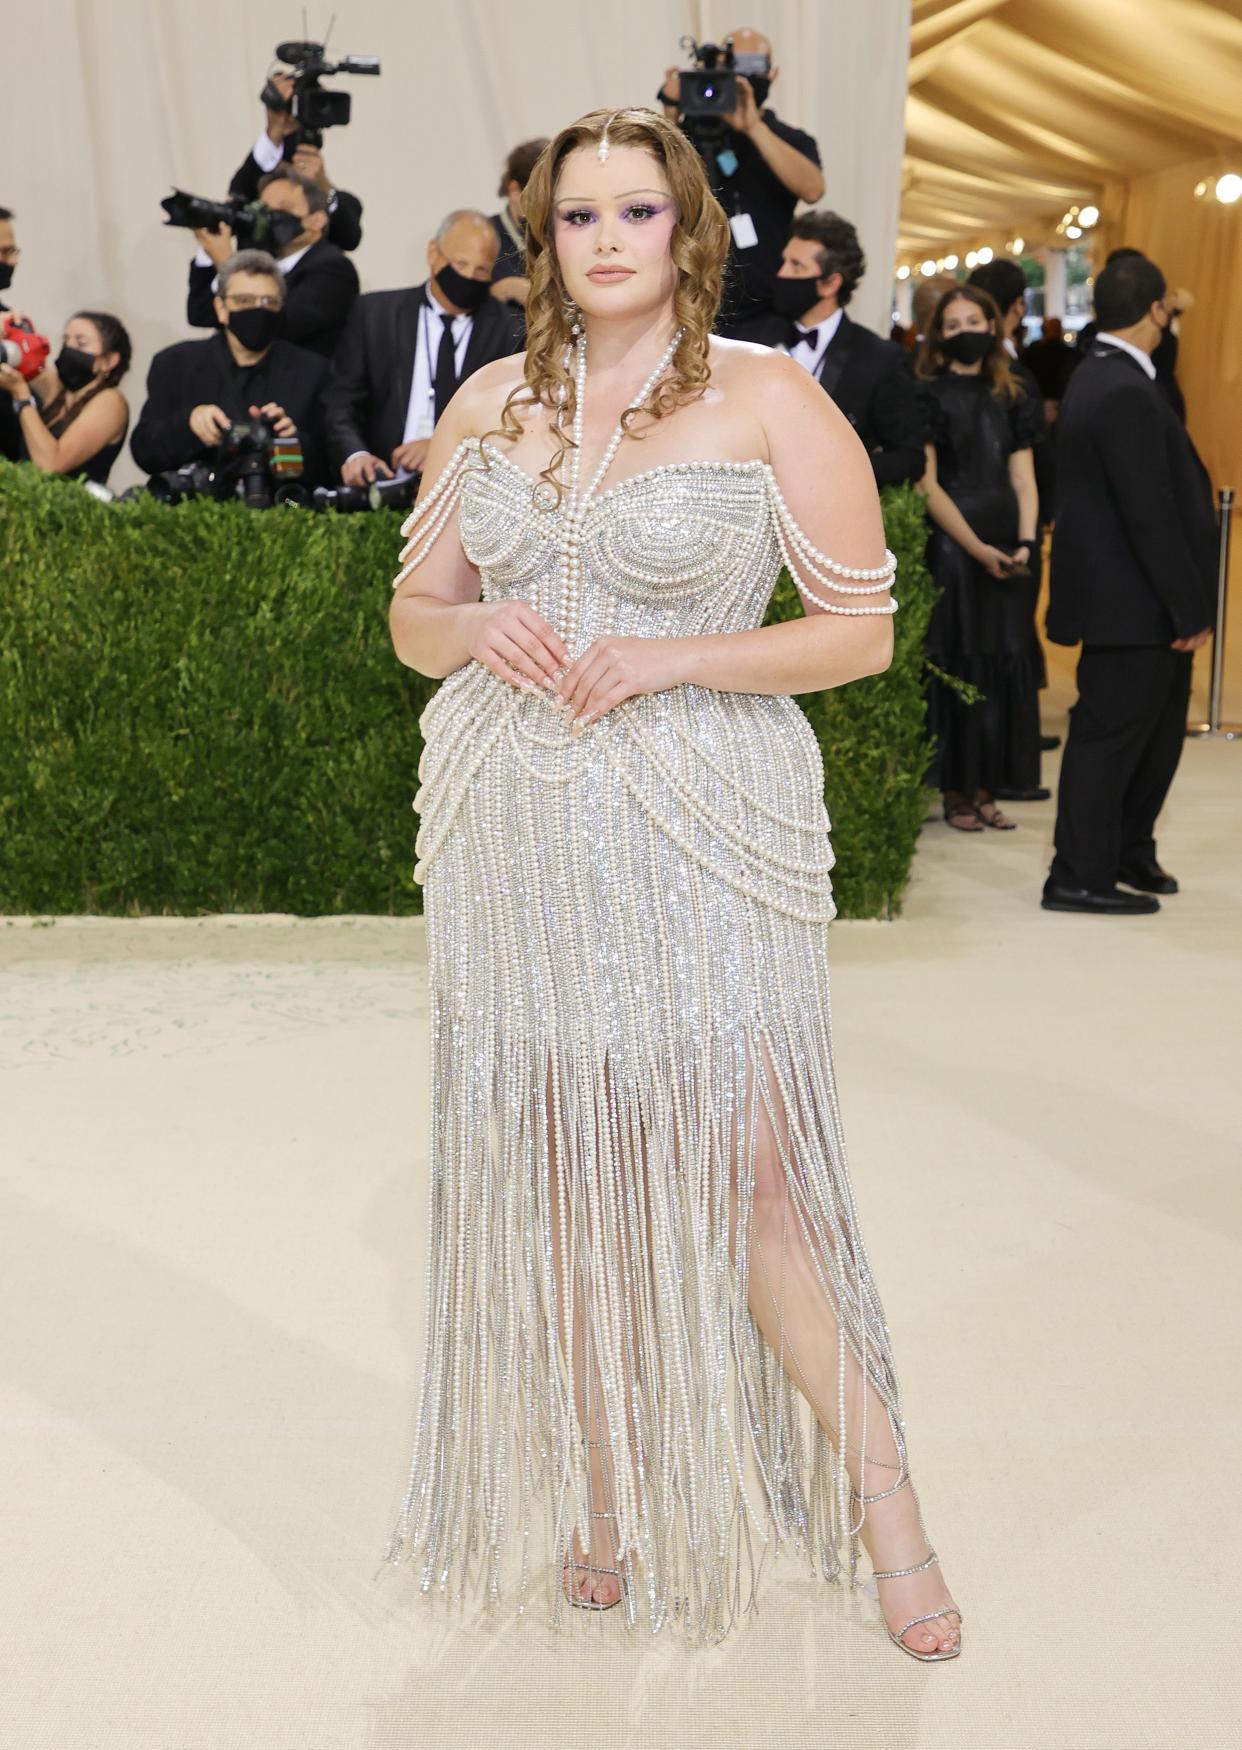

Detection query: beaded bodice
xmin=456 ymin=441 xmax=784 ymax=652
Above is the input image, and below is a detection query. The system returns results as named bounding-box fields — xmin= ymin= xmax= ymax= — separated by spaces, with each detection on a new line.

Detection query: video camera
xmin=148 ymin=417 xmax=308 ymax=509
xmin=159 ymin=189 xmax=304 ymax=253
xmin=675 ymin=34 xmax=770 ymax=142
xmin=259 ymin=38 xmax=381 ymax=148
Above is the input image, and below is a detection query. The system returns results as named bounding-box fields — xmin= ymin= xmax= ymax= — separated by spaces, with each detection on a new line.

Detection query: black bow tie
xmin=786 ymin=323 xmax=818 ymax=350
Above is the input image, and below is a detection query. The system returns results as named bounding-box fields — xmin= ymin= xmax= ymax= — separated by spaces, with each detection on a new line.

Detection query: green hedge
xmin=0 ymin=464 xmax=934 ymax=919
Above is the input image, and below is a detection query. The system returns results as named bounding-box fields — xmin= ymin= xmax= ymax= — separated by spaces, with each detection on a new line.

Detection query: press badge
xmin=729 ymin=212 xmax=759 ymax=249
xmin=716 ymin=148 xmax=739 ymax=177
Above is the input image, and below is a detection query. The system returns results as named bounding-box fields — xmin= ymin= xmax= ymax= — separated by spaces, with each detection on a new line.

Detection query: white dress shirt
xmin=1094 ymin=331 xmax=1157 ymax=380
xmin=399 ymin=288 xmax=475 ymax=448
xmin=785 ymin=305 xmax=844 ymax=378
xmin=250 ymin=130 xmax=340 ymax=216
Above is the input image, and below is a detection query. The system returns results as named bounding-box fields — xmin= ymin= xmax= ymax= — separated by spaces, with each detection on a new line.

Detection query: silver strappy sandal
xmin=562 ymin=1438 xmax=633 ymax=1616
xmin=852 ymin=1472 xmax=963 ymax=1662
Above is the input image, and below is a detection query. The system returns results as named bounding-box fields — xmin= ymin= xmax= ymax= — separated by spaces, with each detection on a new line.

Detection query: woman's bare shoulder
xmin=707 ymin=335 xmax=858 ymax=459
xmin=455 ymin=353 xmax=531 ymax=434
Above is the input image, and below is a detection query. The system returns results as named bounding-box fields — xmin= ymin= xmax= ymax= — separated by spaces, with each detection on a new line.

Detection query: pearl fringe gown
xmin=382 ymin=434 xmax=908 ymax=1644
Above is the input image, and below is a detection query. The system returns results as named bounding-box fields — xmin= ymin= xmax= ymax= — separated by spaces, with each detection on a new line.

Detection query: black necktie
xmin=432 ymin=312 xmax=459 ymax=422
xmin=786 ymin=323 xmax=818 ymax=352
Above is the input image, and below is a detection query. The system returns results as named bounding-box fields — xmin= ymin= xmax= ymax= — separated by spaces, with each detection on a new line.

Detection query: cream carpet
xmin=2 ymin=648 xmax=1238 ymax=1750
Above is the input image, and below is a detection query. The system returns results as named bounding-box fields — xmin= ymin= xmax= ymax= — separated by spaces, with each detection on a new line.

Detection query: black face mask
xmin=56 ymin=345 xmax=97 ymax=391
xmin=227 ymin=307 xmax=283 ymax=352
xmin=0 ymin=262 xmax=14 ymax=293
xmin=771 ymin=275 xmax=823 ymax=319
xmin=434 ymin=262 xmax=492 ymax=313
xmin=940 ymin=330 xmax=993 ymax=365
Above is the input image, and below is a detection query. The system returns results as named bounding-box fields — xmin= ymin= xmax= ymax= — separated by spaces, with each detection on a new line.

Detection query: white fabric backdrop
xmin=11 ymin=0 xmax=909 ymax=489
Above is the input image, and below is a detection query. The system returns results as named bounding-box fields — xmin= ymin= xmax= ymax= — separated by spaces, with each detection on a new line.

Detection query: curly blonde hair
xmin=479 ymin=107 xmax=731 ymax=507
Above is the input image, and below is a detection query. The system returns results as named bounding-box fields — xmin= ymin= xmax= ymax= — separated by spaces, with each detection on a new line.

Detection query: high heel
xmin=851 ymin=1473 xmax=963 ymax=1663
xmin=562 ymin=1439 xmax=636 ymax=1621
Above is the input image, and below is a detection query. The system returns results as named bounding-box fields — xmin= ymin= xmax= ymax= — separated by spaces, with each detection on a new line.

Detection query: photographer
xmin=133 ymin=249 xmax=328 ymax=484
xmin=658 ymin=26 xmax=823 ymax=332
xmin=1 ymin=310 xmax=131 ymax=486
xmin=0 ymin=204 xmax=24 ymax=461
xmin=325 ymin=210 xmax=521 ymax=489
xmin=739 ymin=211 xmax=925 ymax=488
xmin=489 ymin=138 xmax=549 ymax=311
xmin=187 ymin=167 xmax=359 ymax=359
xmin=229 ymin=69 xmax=363 ymax=253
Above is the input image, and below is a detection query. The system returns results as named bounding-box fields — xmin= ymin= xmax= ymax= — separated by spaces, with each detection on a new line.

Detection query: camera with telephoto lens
xmin=159 ymin=189 xmax=304 ymax=253
xmin=147 ymin=417 xmax=308 ymax=509
xmin=312 ymin=473 xmax=420 ymax=513
xmin=259 ymin=39 xmax=381 ymax=148
xmin=0 ymin=313 xmax=51 ymax=380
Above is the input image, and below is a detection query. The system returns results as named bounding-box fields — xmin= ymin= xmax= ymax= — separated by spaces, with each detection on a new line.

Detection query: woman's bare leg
xmin=728 ymin=1040 xmax=961 ymax=1655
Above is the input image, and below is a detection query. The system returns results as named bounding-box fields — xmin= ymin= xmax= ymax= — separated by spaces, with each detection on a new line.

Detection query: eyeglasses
xmin=223 ymin=293 xmax=282 ymax=310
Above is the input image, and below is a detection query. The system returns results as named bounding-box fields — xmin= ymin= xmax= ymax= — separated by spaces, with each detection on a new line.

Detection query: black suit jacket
xmin=0 ymin=299 xmax=20 ymax=462
xmin=322 ymin=282 xmax=524 ymax=473
xmin=187 ymin=239 xmax=359 ymax=360
xmin=737 ymin=309 xmax=926 ymax=487
xmin=228 ymin=142 xmax=363 ymax=253
xmin=1047 ymin=344 xmax=1216 ymax=646
xmin=130 ymin=331 xmax=329 ymax=484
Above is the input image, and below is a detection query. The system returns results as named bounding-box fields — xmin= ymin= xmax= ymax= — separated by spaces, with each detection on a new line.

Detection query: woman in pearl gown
xmin=382 ymin=108 xmax=962 ymax=1659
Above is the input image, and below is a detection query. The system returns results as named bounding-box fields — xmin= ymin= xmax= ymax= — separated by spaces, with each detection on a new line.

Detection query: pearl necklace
xmin=545 ymin=324 xmax=686 ymax=653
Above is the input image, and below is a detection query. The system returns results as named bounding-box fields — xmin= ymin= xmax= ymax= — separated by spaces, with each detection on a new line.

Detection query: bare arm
xmin=743 ymin=116 xmax=825 ymax=204
xmin=2 ymin=378 xmax=127 ymax=475
xmin=388 ymin=369 xmax=568 ymax=685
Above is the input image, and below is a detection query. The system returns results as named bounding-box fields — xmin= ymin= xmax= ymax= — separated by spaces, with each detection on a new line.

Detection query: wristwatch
xmin=13 ymin=395 xmax=37 ymax=413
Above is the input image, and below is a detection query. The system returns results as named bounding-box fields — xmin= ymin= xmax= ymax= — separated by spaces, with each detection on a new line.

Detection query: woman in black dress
xmin=0 ymin=308 xmax=131 ymax=486
xmin=916 ymin=285 xmax=1042 ymax=830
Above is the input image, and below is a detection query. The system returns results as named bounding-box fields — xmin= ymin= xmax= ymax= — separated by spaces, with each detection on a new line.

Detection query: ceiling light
xmin=976 ymin=246 xmax=993 ymax=264
xmin=1010 ymin=237 xmax=1025 ymax=254
xmin=1079 ymin=205 xmax=1099 ymax=228
xmin=896 ymin=264 xmax=911 ymax=280
xmin=965 ymin=250 xmax=979 ymax=269
xmin=1217 ymin=173 xmax=1242 ymax=204
xmin=920 ymin=259 xmax=937 ymax=276
xmin=943 ymin=254 xmax=958 ymax=270
xmin=1066 ymin=225 xmax=1083 ymax=239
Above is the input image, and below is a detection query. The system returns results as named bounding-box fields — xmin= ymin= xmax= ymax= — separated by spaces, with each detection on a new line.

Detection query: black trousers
xmin=1050 ymin=645 xmax=1193 ymax=892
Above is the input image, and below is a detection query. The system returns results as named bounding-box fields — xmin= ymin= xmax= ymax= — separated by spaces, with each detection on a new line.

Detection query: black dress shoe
xmin=1118 ymin=858 xmax=1179 ymax=895
xmin=992 ymin=785 xmax=1052 ymax=802
xmin=1040 ymin=734 xmax=1061 ymax=751
xmin=1041 ymin=878 xmax=1159 ymax=915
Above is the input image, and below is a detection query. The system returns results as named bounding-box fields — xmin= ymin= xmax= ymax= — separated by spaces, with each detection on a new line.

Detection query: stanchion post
xmin=1187 ymin=485 xmax=1239 ymax=740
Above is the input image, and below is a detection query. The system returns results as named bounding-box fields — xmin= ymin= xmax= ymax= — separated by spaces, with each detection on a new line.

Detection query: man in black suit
xmin=737 ymin=210 xmax=925 ymax=487
xmin=187 ymin=166 xmax=358 ymax=360
xmin=131 ymin=249 xmax=329 ymax=485
xmin=1043 ymin=253 xmax=1216 ymax=916
xmin=324 ymin=209 xmax=523 ymax=488
xmin=228 ymin=68 xmax=363 ymax=252
xmin=0 ymin=204 xmax=23 ymax=462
